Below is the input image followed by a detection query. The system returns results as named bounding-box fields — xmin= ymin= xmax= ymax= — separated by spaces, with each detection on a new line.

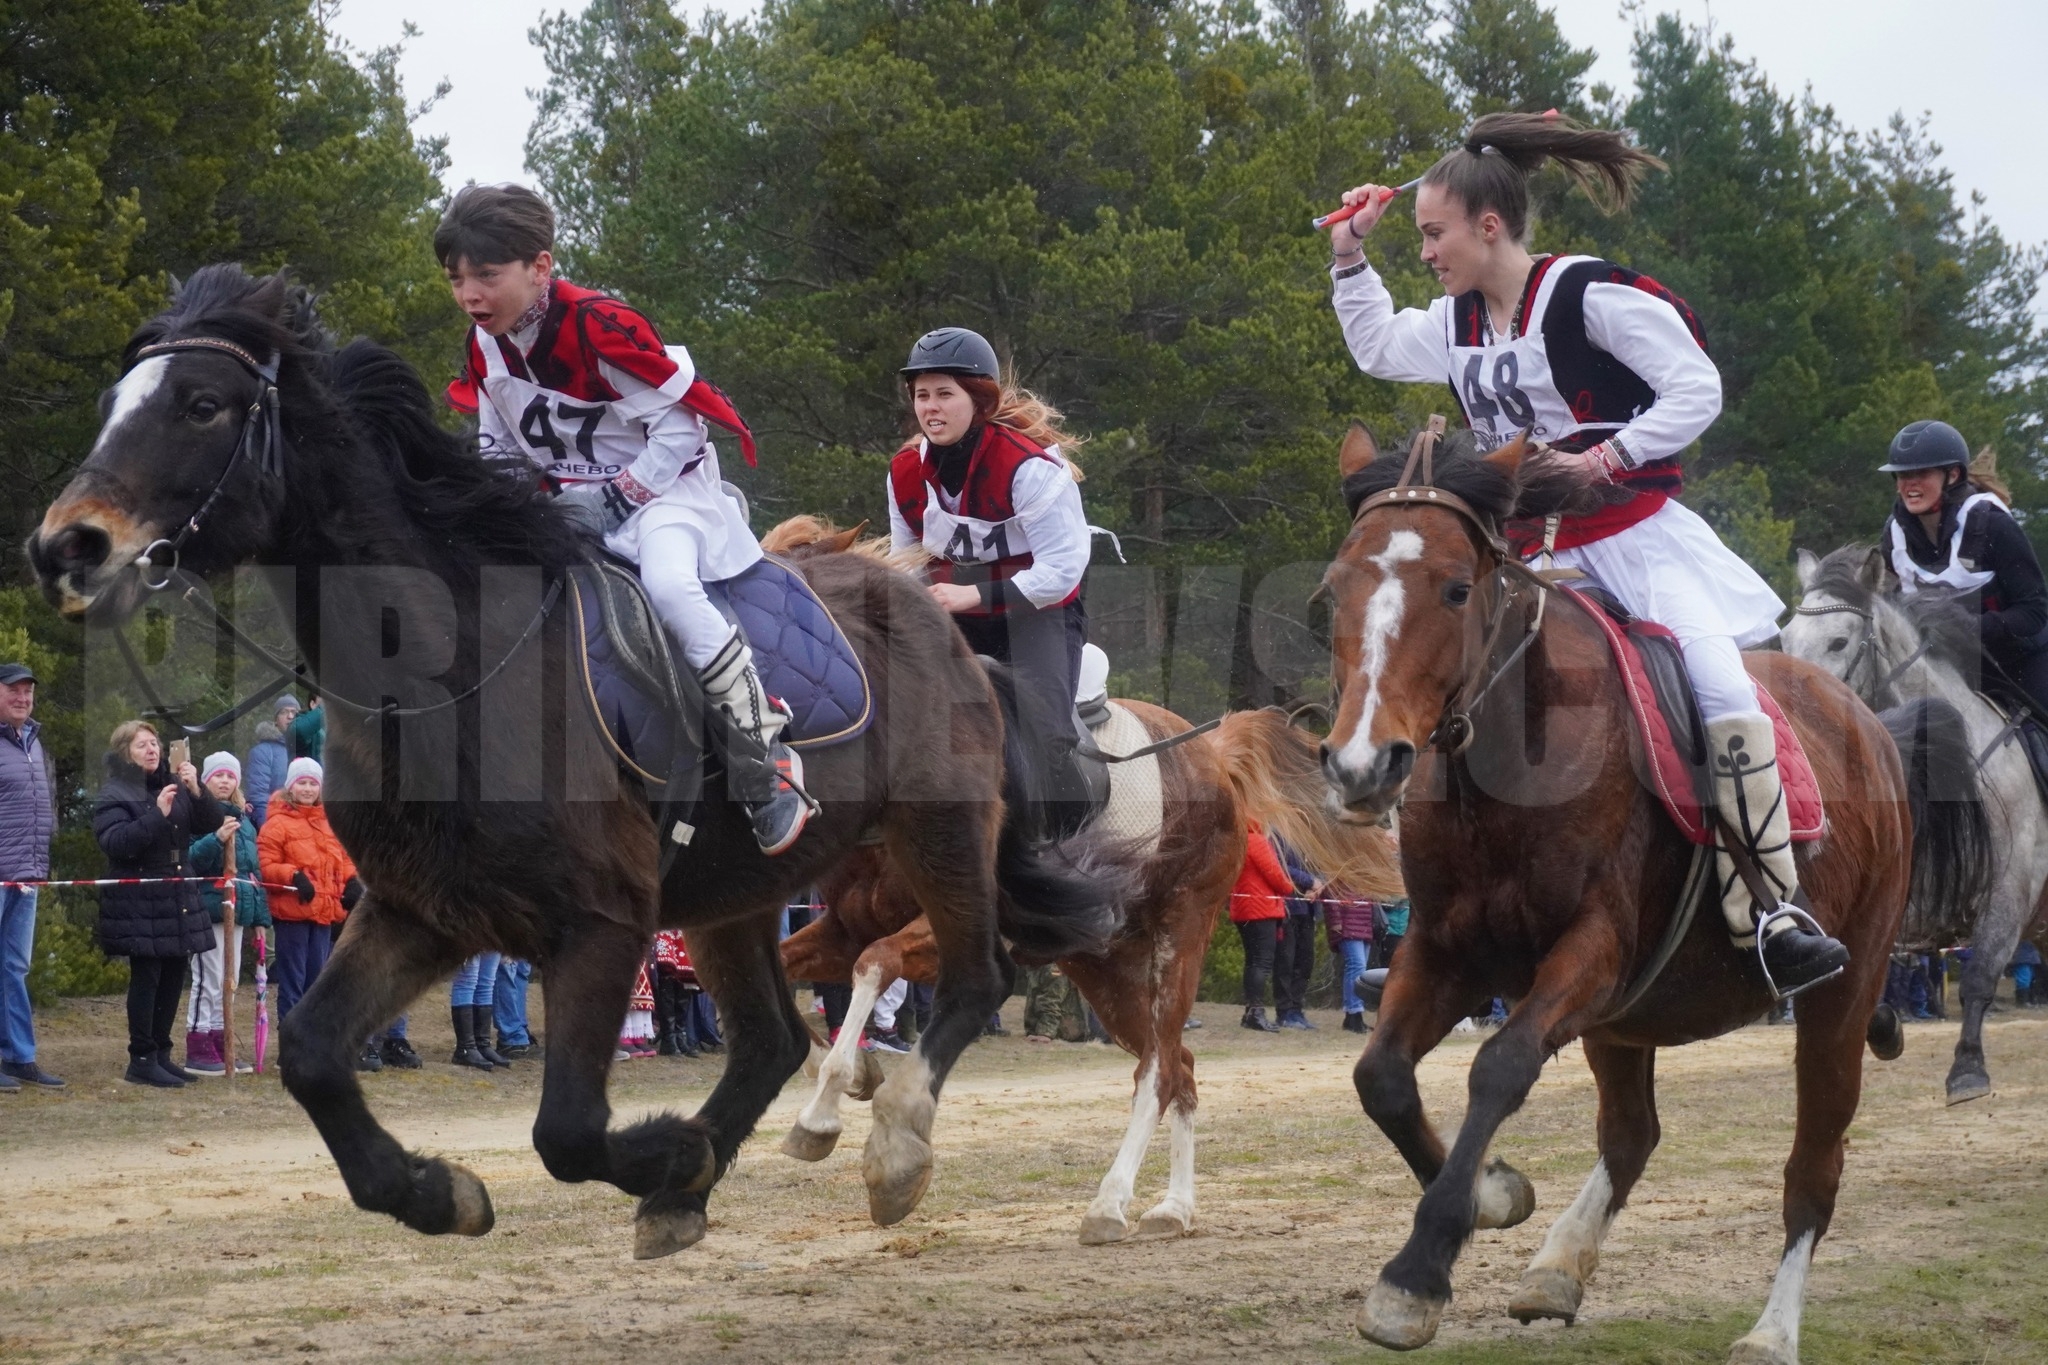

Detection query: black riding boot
xmin=471 ymin=1006 xmax=511 ymax=1068
xmin=450 ymin=1006 xmax=491 ymax=1069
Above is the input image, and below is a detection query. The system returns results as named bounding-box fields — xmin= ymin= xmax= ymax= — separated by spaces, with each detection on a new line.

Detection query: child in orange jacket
xmin=257 ymin=759 xmax=362 ymax=1020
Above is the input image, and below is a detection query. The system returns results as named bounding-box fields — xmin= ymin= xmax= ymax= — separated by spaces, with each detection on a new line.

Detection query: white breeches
xmin=636 ymin=523 xmax=743 ymax=671
xmin=1545 ymin=499 xmax=1781 ymax=723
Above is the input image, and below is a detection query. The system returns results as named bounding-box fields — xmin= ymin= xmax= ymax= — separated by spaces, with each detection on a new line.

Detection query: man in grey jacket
xmin=0 ymin=663 xmax=63 ymax=1089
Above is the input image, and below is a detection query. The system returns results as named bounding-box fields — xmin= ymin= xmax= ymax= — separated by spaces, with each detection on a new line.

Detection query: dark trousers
xmin=125 ymin=954 xmax=187 ymax=1060
xmin=818 ymin=980 xmax=852 ymax=1032
xmin=272 ymin=919 xmax=333 ymax=1021
xmin=1237 ymin=919 xmax=1279 ymax=1008
xmin=1274 ymin=912 xmax=1316 ymax=1015
xmin=1372 ymin=932 xmax=1405 ymax=972
xmin=952 ymin=598 xmax=1088 ymax=716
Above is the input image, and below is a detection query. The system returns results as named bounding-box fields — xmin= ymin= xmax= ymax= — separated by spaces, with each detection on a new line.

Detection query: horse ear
xmin=822 ymin=521 xmax=869 ymax=555
xmin=1339 ymin=422 xmax=1380 ymax=479
xmin=1795 ymin=549 xmax=1820 ymax=591
xmin=1483 ymin=431 xmax=1529 ymax=477
xmin=1857 ymin=546 xmax=1889 ymax=592
xmin=249 ymin=271 xmax=289 ymax=322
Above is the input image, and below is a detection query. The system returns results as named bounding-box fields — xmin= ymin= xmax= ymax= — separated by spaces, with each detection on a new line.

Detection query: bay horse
xmin=770 ymin=693 xmax=1403 ymax=1242
xmin=1784 ymin=544 xmax=2045 ymax=1103
xmin=1316 ymin=425 xmax=1990 ymax=1362
xmin=28 ymin=266 xmax=1124 ymax=1256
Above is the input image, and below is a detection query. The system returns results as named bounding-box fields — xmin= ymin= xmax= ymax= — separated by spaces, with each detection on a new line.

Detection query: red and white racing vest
xmin=888 ymin=425 xmax=1078 ymax=616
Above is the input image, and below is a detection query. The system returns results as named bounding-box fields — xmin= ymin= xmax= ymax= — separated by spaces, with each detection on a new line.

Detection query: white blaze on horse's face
xmin=94 ymin=356 xmax=172 ymax=454
xmin=1324 ymin=523 xmax=1434 ymax=813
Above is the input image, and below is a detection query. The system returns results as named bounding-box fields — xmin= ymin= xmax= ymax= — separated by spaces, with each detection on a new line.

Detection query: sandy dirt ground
xmin=2 ymin=992 xmax=2045 ymax=1364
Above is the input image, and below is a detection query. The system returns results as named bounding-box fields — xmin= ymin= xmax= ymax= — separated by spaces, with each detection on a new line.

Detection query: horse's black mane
xmin=1808 ymin=544 xmax=1980 ymax=674
xmin=138 ymin=264 xmax=586 ymax=570
xmin=1339 ymin=427 xmax=1635 ymax=525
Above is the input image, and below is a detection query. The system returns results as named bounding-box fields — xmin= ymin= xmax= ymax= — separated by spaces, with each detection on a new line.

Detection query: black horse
xmin=30 ymin=266 xmax=1122 ymax=1255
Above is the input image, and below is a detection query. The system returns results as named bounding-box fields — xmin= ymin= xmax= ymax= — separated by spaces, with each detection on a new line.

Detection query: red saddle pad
xmin=1564 ymin=585 xmax=1824 ymax=847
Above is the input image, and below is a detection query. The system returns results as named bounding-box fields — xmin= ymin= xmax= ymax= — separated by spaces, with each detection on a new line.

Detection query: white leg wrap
xmin=1707 ymin=711 xmax=1799 ymax=945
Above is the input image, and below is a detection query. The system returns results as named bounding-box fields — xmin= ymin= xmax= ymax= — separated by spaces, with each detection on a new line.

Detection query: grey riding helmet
xmin=900 ymin=327 xmax=1000 ymax=381
xmin=1879 ymin=419 xmax=1971 ymax=473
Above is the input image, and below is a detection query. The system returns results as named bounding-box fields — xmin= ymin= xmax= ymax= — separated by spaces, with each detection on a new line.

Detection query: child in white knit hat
xmin=183 ymin=753 xmax=272 ymax=1073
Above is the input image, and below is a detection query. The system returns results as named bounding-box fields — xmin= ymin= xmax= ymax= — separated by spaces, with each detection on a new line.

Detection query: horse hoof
xmin=780 ymin=1122 xmax=842 ymax=1163
xmin=1134 ymin=1201 xmax=1193 ymax=1239
xmin=447 ymin=1163 xmax=495 ymax=1237
xmin=633 ymin=1207 xmax=707 ymax=1260
xmin=1078 ymin=1210 xmax=1129 ymax=1245
xmin=1508 ymin=1267 xmax=1583 ymax=1324
xmin=847 ymin=1049 xmax=886 ymax=1102
xmin=865 ymin=1160 xmax=933 ymax=1228
xmin=1945 ymin=1075 xmax=1991 ymax=1106
xmin=1475 ymin=1157 xmax=1537 ymax=1230
xmin=1358 ymin=1281 xmax=1446 ymax=1350
xmin=1726 ymin=1327 xmax=1796 ymax=1365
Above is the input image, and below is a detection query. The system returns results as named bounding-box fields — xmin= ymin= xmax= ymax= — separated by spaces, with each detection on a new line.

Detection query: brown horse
xmin=777 ymin=705 xmax=1403 ymax=1242
xmin=27 ymin=268 xmax=1123 ymax=1258
xmin=1316 ymin=425 xmax=1989 ymax=1362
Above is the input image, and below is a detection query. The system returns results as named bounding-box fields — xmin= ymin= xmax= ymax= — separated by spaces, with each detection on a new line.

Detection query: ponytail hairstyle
xmin=1968 ymin=445 xmax=2013 ymax=507
xmin=905 ymin=372 xmax=1089 ymax=480
xmin=1420 ymin=111 xmax=1665 ymax=242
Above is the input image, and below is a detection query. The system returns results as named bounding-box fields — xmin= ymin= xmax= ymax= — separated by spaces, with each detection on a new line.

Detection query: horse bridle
xmin=124 ymin=336 xmax=286 ymax=592
xmin=108 ymin=334 xmax=560 ymax=737
xmin=1786 ymin=599 xmax=1927 ymax=711
xmin=1345 ymin=418 xmax=1556 ymax=755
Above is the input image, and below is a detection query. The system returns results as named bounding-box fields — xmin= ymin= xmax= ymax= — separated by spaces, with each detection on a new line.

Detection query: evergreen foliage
xmin=530 ymin=0 xmax=2045 ymax=709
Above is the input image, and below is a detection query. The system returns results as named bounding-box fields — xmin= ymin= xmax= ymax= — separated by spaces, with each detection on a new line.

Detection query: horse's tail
xmin=1209 ymin=708 xmax=1406 ymax=899
xmin=982 ymin=662 xmax=1133 ymax=961
xmin=1881 ymin=697 xmax=1995 ymax=948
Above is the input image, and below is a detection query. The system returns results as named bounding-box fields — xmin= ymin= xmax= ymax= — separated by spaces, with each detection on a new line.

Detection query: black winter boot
xmin=471 ymin=1006 xmax=511 ymax=1068
xmin=156 ymin=1048 xmax=199 ymax=1082
xmin=1240 ymin=1006 xmax=1280 ymax=1033
xmin=381 ymin=1034 xmax=423 ymax=1069
xmin=450 ymin=1006 xmax=491 ymax=1069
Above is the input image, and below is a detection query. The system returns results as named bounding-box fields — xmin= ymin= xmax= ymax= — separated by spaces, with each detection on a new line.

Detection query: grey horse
xmin=1783 ymin=545 xmax=2045 ymax=1104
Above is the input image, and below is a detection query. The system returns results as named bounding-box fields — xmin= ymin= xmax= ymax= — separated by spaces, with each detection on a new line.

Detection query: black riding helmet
xmin=1879 ymin=419 xmax=1971 ymax=473
xmin=900 ymin=327 xmax=1000 ymax=381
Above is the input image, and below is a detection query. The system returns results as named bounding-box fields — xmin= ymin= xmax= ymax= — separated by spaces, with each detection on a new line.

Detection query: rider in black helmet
xmin=1880 ymin=419 xmax=2048 ymax=715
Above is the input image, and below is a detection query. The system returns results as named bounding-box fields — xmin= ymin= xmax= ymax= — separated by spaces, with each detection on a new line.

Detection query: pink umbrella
xmin=252 ymin=928 xmax=271 ymax=1074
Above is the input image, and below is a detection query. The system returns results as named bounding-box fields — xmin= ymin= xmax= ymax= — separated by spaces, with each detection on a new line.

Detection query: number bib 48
xmin=1447 ymin=334 xmax=1563 ymax=452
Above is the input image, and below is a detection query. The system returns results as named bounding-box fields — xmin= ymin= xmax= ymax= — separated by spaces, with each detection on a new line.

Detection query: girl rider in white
xmin=438 ymin=185 xmax=810 ymax=856
xmin=1326 ymin=110 xmax=1848 ymax=996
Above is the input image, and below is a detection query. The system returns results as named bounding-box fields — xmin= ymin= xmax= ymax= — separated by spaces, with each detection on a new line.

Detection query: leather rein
xmin=1345 ymin=417 xmax=1565 ymax=755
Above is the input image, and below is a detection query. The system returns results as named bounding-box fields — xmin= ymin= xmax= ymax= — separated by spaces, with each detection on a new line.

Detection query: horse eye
xmin=1444 ymin=582 xmax=1472 ymax=607
xmin=1827 ymin=638 xmax=1847 ymax=653
xmin=189 ymin=398 xmax=221 ymax=422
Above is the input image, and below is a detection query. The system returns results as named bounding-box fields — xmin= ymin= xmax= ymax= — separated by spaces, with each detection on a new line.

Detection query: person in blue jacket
xmin=242 ymin=694 xmax=299 ymax=826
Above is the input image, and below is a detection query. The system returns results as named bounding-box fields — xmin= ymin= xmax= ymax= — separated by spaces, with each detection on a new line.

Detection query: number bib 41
xmin=918 ymin=498 xmax=1033 ymax=566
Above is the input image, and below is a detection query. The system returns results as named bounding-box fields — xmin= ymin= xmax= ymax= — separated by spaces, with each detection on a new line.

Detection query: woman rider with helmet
xmin=1327 ymin=109 xmax=1848 ymax=996
xmin=1881 ymin=419 xmax=2048 ymax=717
xmin=887 ymin=328 xmax=1098 ymax=829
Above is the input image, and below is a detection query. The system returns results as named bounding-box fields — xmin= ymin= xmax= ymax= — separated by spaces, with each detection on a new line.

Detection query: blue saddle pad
xmin=571 ymin=556 xmax=871 ymax=794
xmin=707 ymin=556 xmax=873 ymax=750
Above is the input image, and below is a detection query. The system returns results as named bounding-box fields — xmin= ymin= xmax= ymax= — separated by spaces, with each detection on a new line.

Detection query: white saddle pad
xmin=1089 ymin=701 xmax=1165 ymax=860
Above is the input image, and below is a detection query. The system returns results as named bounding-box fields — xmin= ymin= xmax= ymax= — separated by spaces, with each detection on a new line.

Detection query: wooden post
xmin=220 ymin=820 xmax=239 ymax=1083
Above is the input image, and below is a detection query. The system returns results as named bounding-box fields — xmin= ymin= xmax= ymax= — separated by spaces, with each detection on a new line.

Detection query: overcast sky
xmin=328 ymin=0 xmax=2047 ymax=260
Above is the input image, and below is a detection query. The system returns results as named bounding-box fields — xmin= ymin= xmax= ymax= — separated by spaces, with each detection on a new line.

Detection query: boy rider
xmin=436 ymin=184 xmax=810 ymax=855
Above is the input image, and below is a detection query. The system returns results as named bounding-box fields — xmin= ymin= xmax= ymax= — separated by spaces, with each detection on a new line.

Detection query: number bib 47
xmin=476 ymin=338 xmax=650 ymax=483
